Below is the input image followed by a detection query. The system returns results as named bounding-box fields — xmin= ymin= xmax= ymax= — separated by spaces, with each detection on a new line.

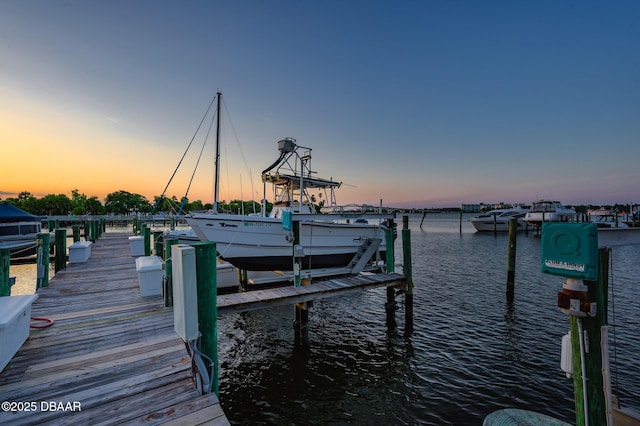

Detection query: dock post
xmin=291 ymin=219 xmax=310 ymax=346
xmin=506 ymin=217 xmax=517 ymax=300
xmin=193 ymin=241 xmax=218 ymax=395
xmin=238 ymin=269 xmax=248 ymax=291
xmin=294 ymin=302 xmax=309 ymax=347
xmin=402 ymin=215 xmax=414 ymax=334
xmin=0 ymin=249 xmax=10 ymax=297
xmin=153 ymin=231 xmax=164 ymax=257
xmin=292 ymin=220 xmax=302 ymax=287
xmin=36 ymin=233 xmax=51 ymax=289
xmin=72 ymin=225 xmax=81 ymax=242
xmin=163 ymin=237 xmax=178 ymax=307
xmin=569 ymin=248 xmax=610 ymax=426
xmin=385 ymin=219 xmax=397 ymax=329
xmin=459 ymin=210 xmax=463 ymax=234
xmin=54 ymin=228 xmax=67 ymax=273
xmin=143 ymin=225 xmax=151 ymax=256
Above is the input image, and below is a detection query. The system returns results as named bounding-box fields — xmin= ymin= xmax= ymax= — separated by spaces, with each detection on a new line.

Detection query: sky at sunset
xmin=1 ymin=0 xmax=638 ymax=208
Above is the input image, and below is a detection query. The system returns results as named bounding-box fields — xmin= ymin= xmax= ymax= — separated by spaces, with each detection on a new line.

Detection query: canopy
xmin=0 ymin=203 xmax=39 ymax=223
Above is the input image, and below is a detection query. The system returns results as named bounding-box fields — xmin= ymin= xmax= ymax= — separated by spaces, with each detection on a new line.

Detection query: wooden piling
xmin=0 ymin=248 xmax=10 ymax=297
xmin=291 ymin=219 xmax=310 ymax=345
xmin=385 ymin=219 xmax=397 ymax=329
xmin=506 ymin=217 xmax=517 ymax=299
xmin=193 ymin=241 xmax=218 ymax=396
xmin=570 ymin=248 xmax=610 ymax=426
xmin=294 ymin=302 xmax=310 ymax=347
xmin=402 ymin=215 xmax=414 ymax=334
xmin=54 ymin=228 xmax=67 ymax=273
xmin=154 ymin=230 xmax=164 ymax=256
xmin=163 ymin=237 xmax=178 ymax=307
xmin=72 ymin=225 xmax=81 ymax=242
xmin=143 ymin=224 xmax=151 ymax=256
xmin=36 ymin=233 xmax=50 ymax=289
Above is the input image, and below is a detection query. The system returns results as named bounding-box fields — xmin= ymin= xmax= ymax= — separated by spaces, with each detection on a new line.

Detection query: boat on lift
xmin=187 ymin=137 xmax=393 ymax=271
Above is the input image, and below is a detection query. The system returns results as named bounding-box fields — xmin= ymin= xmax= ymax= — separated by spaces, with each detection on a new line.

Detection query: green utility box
xmin=282 ymin=211 xmax=292 ymax=231
xmin=541 ymin=222 xmax=599 ymax=281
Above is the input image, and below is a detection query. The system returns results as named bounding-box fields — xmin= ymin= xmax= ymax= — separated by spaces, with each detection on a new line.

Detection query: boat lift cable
xmin=153 ymin=92 xmax=218 ymax=214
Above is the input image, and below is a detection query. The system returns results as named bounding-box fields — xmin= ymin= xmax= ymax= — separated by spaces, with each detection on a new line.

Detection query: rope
xmin=179 ymin=107 xmax=217 ymax=215
xmin=154 ymin=92 xmax=219 ymax=213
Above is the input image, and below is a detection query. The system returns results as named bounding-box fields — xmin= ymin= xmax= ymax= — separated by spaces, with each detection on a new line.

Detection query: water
xmin=9 ymin=215 xmax=640 ymax=424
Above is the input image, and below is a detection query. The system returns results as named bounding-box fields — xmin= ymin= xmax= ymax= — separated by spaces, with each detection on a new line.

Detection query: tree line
xmin=1 ymin=189 xmax=268 ymax=216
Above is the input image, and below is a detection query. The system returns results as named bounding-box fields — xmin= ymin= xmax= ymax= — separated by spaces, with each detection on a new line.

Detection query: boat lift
xmin=248 ymin=236 xmax=386 ymax=286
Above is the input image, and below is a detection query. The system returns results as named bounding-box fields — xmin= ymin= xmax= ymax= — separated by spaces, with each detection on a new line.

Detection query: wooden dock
xmin=0 ymin=232 xmax=229 ymax=426
xmin=218 ymin=272 xmax=405 ymax=315
xmin=0 ymin=231 xmax=406 ymax=425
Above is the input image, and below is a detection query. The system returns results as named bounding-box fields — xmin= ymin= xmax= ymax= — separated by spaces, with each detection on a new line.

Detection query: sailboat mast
xmin=213 ymin=91 xmax=222 ymax=213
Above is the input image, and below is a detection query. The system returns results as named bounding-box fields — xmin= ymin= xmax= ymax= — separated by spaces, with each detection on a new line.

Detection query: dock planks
xmin=0 ymin=231 xmax=405 ymax=425
xmin=0 ymin=232 xmax=229 ymax=426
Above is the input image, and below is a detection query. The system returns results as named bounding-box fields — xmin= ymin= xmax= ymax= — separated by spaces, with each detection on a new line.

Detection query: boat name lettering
xmin=544 ymin=259 xmax=585 ymax=272
xmin=243 ymin=222 xmax=270 ymax=227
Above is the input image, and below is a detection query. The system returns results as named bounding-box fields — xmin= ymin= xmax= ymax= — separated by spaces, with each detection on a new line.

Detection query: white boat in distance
xmin=469 ymin=207 xmax=528 ymax=232
xmin=524 ymin=200 xmax=576 ymax=226
xmin=588 ymin=209 xmax=629 ymax=229
xmin=187 ymin=138 xmax=393 ymax=271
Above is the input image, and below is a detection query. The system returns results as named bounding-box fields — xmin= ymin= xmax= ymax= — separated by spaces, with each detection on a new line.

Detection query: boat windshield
xmin=531 ymin=202 xmax=558 ymax=212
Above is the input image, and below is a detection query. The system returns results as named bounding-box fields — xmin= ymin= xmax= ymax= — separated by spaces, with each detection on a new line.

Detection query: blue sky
xmin=1 ymin=0 xmax=638 ymax=208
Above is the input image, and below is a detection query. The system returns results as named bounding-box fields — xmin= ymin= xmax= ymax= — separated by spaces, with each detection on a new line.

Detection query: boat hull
xmin=470 ymin=218 xmax=527 ymax=232
xmin=186 ymin=214 xmax=387 ymax=271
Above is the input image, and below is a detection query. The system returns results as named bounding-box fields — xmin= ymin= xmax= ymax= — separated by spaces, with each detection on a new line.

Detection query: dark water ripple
xmin=217 ymin=214 xmax=640 ymax=425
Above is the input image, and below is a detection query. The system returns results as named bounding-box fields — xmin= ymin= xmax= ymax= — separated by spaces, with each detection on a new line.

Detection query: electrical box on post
xmin=282 ymin=211 xmax=292 ymax=231
xmin=541 ymin=222 xmax=599 ymax=281
xmin=172 ymin=244 xmax=199 ymax=341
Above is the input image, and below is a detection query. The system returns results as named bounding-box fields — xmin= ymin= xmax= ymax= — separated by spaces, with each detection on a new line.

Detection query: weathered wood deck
xmin=0 ymin=231 xmax=406 ymax=425
xmin=0 ymin=232 xmax=229 ymax=426
xmin=218 ymin=272 xmax=406 ymax=315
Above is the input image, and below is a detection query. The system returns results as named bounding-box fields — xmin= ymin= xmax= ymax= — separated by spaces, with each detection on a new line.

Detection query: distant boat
xmin=0 ymin=203 xmax=42 ymax=258
xmin=524 ymin=200 xmax=576 ymax=226
xmin=587 ymin=209 xmax=629 ymax=229
xmin=469 ymin=207 xmax=529 ymax=232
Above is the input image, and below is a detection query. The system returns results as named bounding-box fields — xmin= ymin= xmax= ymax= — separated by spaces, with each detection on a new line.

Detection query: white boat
xmin=469 ymin=207 xmax=529 ymax=232
xmin=0 ymin=203 xmax=43 ymax=258
xmin=524 ymin=200 xmax=576 ymax=226
xmin=588 ymin=209 xmax=629 ymax=229
xmin=187 ymin=137 xmax=392 ymax=271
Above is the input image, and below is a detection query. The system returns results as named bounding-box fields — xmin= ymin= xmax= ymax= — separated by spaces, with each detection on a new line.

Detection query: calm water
xmin=10 ymin=215 xmax=640 ymax=424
